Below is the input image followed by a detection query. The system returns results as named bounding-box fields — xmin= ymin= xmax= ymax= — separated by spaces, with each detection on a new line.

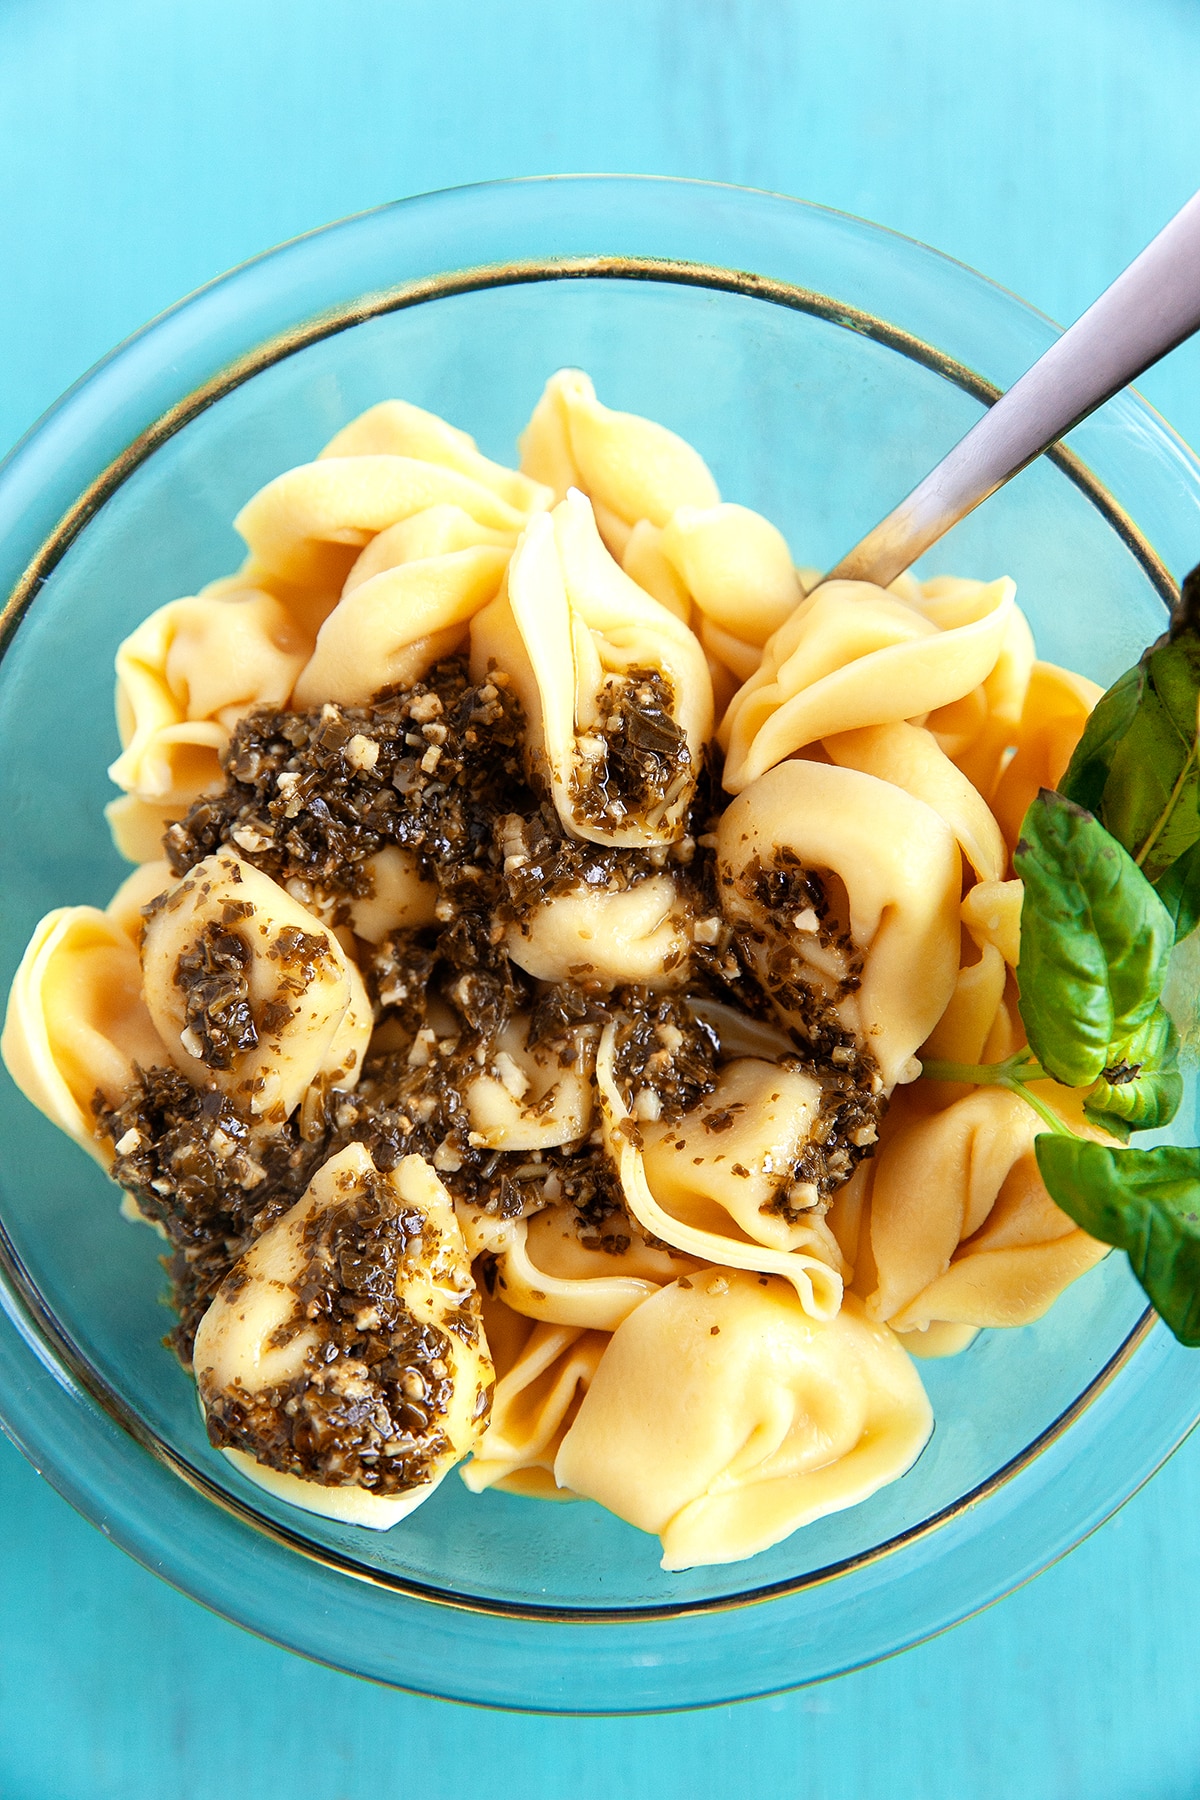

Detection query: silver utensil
xmin=828 ymin=188 xmax=1200 ymax=588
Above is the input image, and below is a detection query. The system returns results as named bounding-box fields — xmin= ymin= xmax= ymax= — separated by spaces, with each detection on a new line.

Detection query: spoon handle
xmin=827 ymin=188 xmax=1200 ymax=588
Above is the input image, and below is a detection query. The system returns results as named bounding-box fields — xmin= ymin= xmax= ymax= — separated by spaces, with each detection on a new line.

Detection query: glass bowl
xmin=2 ymin=175 xmax=1199 ymax=1714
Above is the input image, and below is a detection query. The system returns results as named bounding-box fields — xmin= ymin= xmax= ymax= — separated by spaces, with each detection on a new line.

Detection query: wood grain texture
xmin=2 ymin=0 xmax=1200 ymax=1791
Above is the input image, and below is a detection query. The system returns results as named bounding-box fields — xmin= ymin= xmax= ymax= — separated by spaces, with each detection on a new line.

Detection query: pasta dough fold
xmin=456 ymin=1199 xmax=689 ymax=1331
xmin=519 ymin=369 xmax=719 ymax=557
xmin=866 ymin=1087 xmax=1110 ymax=1334
xmin=1 ymin=904 xmax=167 ymax=1162
xmin=721 ymin=575 xmax=1015 ymax=792
xmin=291 ymin=505 xmax=513 ymax=707
xmin=716 ymin=761 xmax=961 ymax=1089
xmin=470 ymin=490 xmax=713 ymax=846
xmin=595 ymin=1025 xmax=845 ymax=1319
xmin=108 ymin=588 xmax=312 ymax=813
xmin=554 ymin=1271 xmax=932 ymax=1569
xmin=460 ymin=1294 xmax=609 ymax=1499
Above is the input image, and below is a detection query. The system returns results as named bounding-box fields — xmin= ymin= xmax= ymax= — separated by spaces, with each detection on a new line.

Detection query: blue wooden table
xmin=3 ymin=2 xmax=1200 ymax=1792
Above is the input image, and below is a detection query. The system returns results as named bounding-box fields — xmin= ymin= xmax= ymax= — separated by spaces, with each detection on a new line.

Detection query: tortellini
xmin=108 ymin=587 xmax=312 ymax=815
xmin=640 ymin=1058 xmax=854 ymax=1259
xmin=991 ymin=660 xmax=1104 ymax=849
xmin=503 ymin=872 xmax=692 ymax=989
xmin=471 ymin=489 xmax=713 ymax=846
xmin=717 ymin=761 xmax=962 ymax=1090
xmin=291 ymin=506 xmax=513 ymax=708
xmin=462 ymin=1014 xmax=594 ymax=1152
xmin=460 ymin=1296 xmax=609 ymax=1500
xmin=658 ymin=502 xmax=807 ymax=687
xmin=865 ymin=1087 xmax=1110 ymax=1335
xmin=519 ymin=368 xmax=718 ymax=557
xmin=194 ymin=1144 xmax=493 ymax=1528
xmin=824 ymin=720 xmax=1007 ymax=884
xmin=720 ymin=574 xmax=1015 ymax=793
xmin=140 ymin=852 xmax=371 ymax=1119
xmin=235 ymin=439 xmax=546 ymax=598
xmin=457 ymin=1200 xmax=690 ymax=1332
xmin=594 ymin=1025 xmax=846 ymax=1321
xmin=554 ymin=1271 xmax=932 ymax=1570
xmin=1 ymin=904 xmax=167 ymax=1161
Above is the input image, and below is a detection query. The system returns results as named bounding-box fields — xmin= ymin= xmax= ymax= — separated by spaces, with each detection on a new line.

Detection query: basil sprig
xmin=1061 ymin=564 xmax=1200 ymax=939
xmin=921 ymin=788 xmax=1189 ymax=1340
xmin=1034 ymin=1138 xmax=1200 ymax=1346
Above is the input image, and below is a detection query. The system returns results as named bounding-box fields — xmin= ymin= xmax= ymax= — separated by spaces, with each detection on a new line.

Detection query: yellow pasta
xmin=555 ymin=1272 xmax=932 ymax=1570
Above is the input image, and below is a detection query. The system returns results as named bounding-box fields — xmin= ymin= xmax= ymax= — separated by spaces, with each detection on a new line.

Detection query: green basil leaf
xmin=1014 ymin=791 xmax=1175 ymax=1087
xmin=1153 ymin=836 xmax=1200 ymax=943
xmin=1059 ymin=660 xmax=1144 ymax=817
xmin=1082 ymin=1004 xmax=1183 ymax=1135
xmin=1061 ymin=567 xmax=1200 ymax=936
xmin=1035 ymin=1135 xmax=1200 ymax=1345
xmin=1102 ymin=637 xmax=1200 ymax=883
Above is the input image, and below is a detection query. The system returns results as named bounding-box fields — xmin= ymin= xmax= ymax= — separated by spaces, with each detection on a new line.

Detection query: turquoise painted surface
xmin=3 ymin=0 xmax=1200 ymax=1790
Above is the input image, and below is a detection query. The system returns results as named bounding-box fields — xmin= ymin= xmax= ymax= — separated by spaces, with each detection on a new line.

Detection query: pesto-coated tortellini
xmin=503 ymin=871 xmax=692 ymax=989
xmin=639 ymin=1058 xmax=858 ymax=1259
xmin=108 ymin=587 xmax=312 ymax=815
xmin=470 ymin=489 xmax=713 ymax=847
xmin=519 ymin=368 xmax=719 ymax=557
xmin=720 ymin=575 xmax=1015 ymax=793
xmin=866 ymin=1087 xmax=1110 ymax=1336
xmin=1 ymin=904 xmax=167 ymax=1163
xmin=460 ymin=1296 xmax=609 ymax=1500
xmin=717 ymin=761 xmax=961 ymax=1090
xmin=140 ymin=853 xmax=371 ymax=1120
xmin=291 ymin=505 xmax=513 ymax=708
xmin=554 ymin=1270 xmax=933 ymax=1569
xmin=462 ymin=1013 xmax=595 ymax=1152
xmin=11 ymin=369 xmax=1130 ymax=1571
xmin=194 ymin=1144 xmax=493 ymax=1527
xmin=594 ymin=1025 xmax=845 ymax=1320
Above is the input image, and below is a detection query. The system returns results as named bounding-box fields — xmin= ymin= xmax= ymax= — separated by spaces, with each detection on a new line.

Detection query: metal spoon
xmin=827 ymin=188 xmax=1200 ymax=588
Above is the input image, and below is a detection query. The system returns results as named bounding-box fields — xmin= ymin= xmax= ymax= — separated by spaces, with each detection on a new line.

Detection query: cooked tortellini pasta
xmin=1 ymin=904 xmax=167 ymax=1161
xmin=865 ymin=1088 xmax=1110 ymax=1334
xmin=461 ymin=1295 xmax=609 ymax=1500
xmin=108 ymin=586 xmax=312 ymax=817
xmin=4 ymin=374 xmax=1120 ymax=1571
xmin=720 ymin=574 xmax=1015 ymax=792
xmin=555 ymin=1271 xmax=933 ymax=1569
xmin=291 ymin=505 xmax=513 ymax=708
xmin=717 ymin=761 xmax=961 ymax=1090
xmin=519 ymin=368 xmax=718 ymax=557
xmin=457 ymin=1200 xmax=690 ymax=1331
xmin=503 ymin=871 xmax=692 ymax=988
xmin=194 ymin=1143 xmax=492 ymax=1526
xmin=140 ymin=852 xmax=371 ymax=1119
xmin=471 ymin=489 xmax=713 ymax=846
